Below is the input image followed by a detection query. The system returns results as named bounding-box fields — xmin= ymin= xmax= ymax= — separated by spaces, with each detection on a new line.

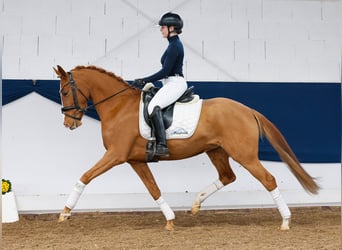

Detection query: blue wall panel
xmin=190 ymin=81 xmax=341 ymax=163
xmin=3 ymin=80 xmax=341 ymax=163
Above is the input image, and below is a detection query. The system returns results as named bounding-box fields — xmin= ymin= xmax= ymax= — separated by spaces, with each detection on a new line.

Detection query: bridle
xmin=60 ymin=71 xmax=130 ymax=121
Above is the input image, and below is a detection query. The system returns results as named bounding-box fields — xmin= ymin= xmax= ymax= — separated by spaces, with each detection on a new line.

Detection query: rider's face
xmin=160 ymin=26 xmax=169 ymax=38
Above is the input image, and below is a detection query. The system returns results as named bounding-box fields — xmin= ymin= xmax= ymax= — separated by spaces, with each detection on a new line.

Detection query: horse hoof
xmin=190 ymin=204 xmax=200 ymax=215
xmin=280 ymin=218 xmax=290 ymax=230
xmin=58 ymin=213 xmax=71 ymax=222
xmin=165 ymin=220 xmax=174 ymax=231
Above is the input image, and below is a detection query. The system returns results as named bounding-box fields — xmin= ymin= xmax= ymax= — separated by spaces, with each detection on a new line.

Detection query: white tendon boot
xmin=191 ymin=180 xmax=224 ymax=215
xmin=270 ymin=187 xmax=291 ymax=230
xmin=156 ymin=196 xmax=175 ymax=221
xmin=59 ymin=180 xmax=86 ymax=220
xmin=156 ymin=196 xmax=175 ymax=230
xmin=66 ymin=180 xmax=86 ymax=210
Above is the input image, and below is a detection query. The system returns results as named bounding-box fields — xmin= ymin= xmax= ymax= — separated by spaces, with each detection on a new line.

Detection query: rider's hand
xmin=133 ymin=78 xmax=145 ymax=88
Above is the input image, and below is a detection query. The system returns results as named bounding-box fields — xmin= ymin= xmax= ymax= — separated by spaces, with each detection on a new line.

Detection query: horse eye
xmin=61 ymin=91 xmax=69 ymax=97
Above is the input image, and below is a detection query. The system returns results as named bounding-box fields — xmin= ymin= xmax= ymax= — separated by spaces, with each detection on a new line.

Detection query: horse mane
xmin=72 ymin=65 xmax=130 ymax=86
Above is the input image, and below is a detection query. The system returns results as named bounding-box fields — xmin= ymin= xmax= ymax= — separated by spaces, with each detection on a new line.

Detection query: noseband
xmin=60 ymin=72 xmax=88 ymax=121
xmin=60 ymin=72 xmax=130 ymax=121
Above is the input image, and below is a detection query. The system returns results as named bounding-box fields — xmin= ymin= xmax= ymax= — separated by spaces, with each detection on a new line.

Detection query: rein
xmin=61 ymin=72 xmax=130 ymax=120
xmin=86 ymin=86 xmax=130 ymax=110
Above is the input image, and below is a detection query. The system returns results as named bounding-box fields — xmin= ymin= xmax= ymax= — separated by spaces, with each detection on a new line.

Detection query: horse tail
xmin=253 ymin=111 xmax=319 ymax=194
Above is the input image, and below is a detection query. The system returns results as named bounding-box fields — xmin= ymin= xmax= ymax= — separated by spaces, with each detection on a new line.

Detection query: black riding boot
xmin=150 ymin=106 xmax=170 ymax=157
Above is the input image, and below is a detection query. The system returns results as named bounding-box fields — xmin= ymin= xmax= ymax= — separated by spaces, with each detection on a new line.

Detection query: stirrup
xmin=155 ymin=144 xmax=170 ymax=157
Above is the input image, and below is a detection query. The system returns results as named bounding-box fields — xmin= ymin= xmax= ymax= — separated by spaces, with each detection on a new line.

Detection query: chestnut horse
xmin=53 ymin=65 xmax=319 ymax=230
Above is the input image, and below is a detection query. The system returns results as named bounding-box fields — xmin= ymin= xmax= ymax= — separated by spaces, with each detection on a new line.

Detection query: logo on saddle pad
xmin=139 ymin=83 xmax=203 ymax=140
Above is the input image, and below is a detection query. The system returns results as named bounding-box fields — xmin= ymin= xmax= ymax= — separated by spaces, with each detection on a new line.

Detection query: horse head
xmin=53 ymin=65 xmax=88 ymax=130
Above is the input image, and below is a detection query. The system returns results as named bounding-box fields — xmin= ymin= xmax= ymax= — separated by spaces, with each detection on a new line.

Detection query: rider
xmin=133 ymin=12 xmax=187 ymax=157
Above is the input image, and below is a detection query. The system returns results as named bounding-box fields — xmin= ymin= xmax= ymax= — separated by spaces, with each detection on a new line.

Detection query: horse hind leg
xmin=191 ymin=147 xmax=236 ymax=215
xmin=240 ymin=159 xmax=291 ymax=230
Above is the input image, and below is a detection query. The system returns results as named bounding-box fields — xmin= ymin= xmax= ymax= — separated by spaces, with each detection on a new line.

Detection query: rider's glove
xmin=132 ymin=78 xmax=146 ymax=88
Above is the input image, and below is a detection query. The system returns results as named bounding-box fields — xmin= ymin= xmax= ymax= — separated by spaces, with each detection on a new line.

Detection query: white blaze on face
xmin=60 ymin=86 xmax=65 ymax=108
xmin=59 ymin=82 xmax=70 ymax=113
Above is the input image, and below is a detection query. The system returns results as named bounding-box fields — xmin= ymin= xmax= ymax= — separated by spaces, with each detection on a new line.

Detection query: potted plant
xmin=2 ymin=179 xmax=12 ymax=195
xmin=2 ymin=178 xmax=19 ymax=223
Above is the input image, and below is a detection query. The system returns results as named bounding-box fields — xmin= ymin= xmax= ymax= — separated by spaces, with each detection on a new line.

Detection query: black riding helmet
xmin=158 ymin=12 xmax=183 ymax=34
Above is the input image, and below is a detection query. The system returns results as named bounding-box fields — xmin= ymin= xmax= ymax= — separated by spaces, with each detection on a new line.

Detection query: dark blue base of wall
xmin=3 ymin=79 xmax=341 ymax=163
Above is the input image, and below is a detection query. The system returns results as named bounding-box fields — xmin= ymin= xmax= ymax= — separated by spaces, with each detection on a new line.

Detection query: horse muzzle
xmin=63 ymin=116 xmax=82 ymax=130
xmin=64 ymin=120 xmax=82 ymax=130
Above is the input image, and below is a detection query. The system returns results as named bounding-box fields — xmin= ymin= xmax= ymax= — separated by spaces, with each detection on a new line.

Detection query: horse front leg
xmin=58 ymin=180 xmax=85 ymax=222
xmin=130 ymin=161 xmax=175 ymax=231
xmin=58 ymin=150 xmax=124 ymax=222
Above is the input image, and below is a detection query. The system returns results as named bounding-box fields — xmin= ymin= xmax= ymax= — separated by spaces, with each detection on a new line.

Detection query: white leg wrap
xmin=156 ymin=196 xmax=175 ymax=221
xmin=66 ymin=180 xmax=86 ymax=210
xmin=270 ymin=187 xmax=291 ymax=219
xmin=196 ymin=179 xmax=224 ymax=203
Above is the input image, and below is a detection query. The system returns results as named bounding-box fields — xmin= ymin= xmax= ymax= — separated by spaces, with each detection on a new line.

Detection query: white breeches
xmin=148 ymin=76 xmax=187 ymax=115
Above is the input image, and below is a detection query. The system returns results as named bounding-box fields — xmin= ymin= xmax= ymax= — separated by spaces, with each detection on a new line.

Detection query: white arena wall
xmin=1 ymin=0 xmax=341 ymax=82
xmin=1 ymin=0 xmax=341 ymax=213
xmin=2 ymin=93 xmax=340 ymax=213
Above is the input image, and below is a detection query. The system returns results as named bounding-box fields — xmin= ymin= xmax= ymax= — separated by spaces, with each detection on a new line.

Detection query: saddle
xmin=142 ymin=85 xmax=195 ymax=129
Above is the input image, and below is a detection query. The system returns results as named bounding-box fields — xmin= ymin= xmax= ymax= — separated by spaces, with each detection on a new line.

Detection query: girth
xmin=142 ymin=86 xmax=195 ymax=129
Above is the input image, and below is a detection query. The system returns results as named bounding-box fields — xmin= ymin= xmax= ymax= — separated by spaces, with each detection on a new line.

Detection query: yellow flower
xmin=2 ymin=179 xmax=12 ymax=195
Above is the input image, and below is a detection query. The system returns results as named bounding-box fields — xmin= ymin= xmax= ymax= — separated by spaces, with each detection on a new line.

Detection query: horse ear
xmin=53 ymin=65 xmax=67 ymax=79
xmin=53 ymin=66 xmax=60 ymax=77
